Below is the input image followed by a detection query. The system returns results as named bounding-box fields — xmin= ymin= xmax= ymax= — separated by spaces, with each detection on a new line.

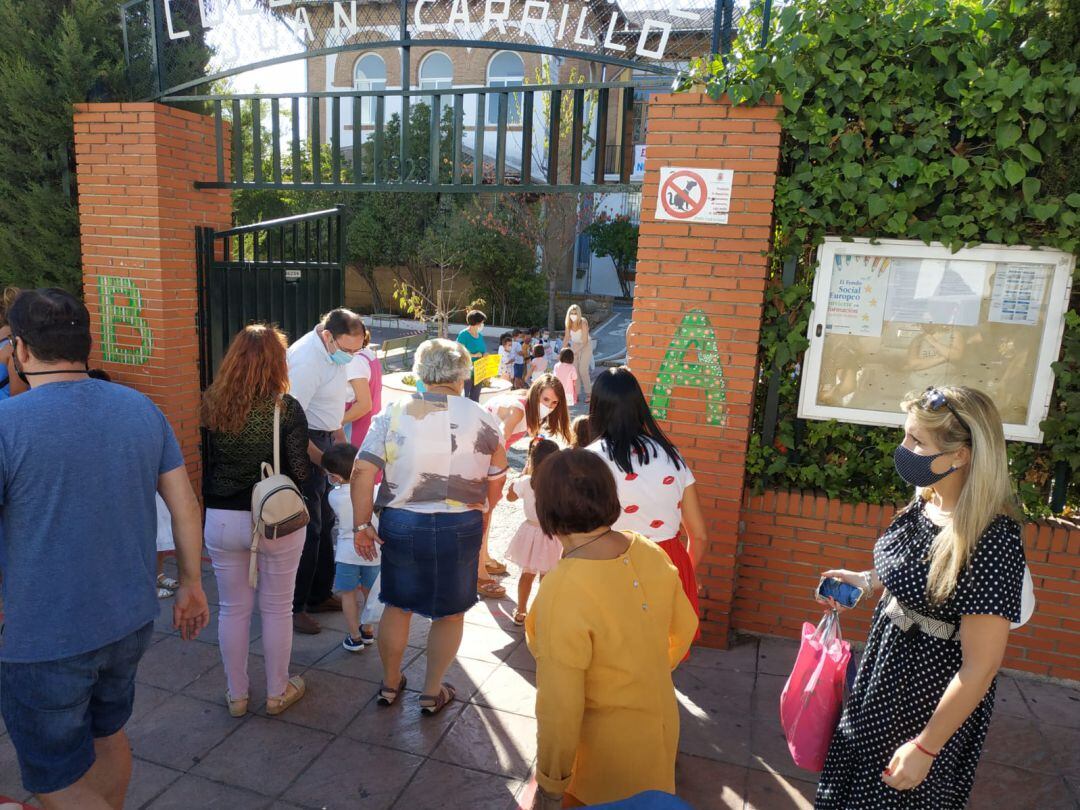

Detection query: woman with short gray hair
xmin=349 ymin=339 xmax=508 ymax=714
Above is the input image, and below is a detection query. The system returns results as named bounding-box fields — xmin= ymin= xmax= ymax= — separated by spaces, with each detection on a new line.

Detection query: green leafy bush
xmin=684 ymin=0 xmax=1080 ymax=516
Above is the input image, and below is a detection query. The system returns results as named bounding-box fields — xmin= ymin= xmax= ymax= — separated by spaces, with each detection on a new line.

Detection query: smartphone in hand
xmin=817 ymin=576 xmax=864 ymax=609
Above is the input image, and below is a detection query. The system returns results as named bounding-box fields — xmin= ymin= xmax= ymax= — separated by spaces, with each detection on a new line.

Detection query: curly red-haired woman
xmin=202 ymin=324 xmax=311 ymax=718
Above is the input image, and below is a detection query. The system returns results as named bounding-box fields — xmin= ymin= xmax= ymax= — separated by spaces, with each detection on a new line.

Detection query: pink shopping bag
xmin=779 ymin=609 xmax=852 ymax=772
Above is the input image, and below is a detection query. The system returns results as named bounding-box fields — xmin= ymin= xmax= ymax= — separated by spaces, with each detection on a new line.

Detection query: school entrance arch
xmin=75 ymin=0 xmax=780 ymax=648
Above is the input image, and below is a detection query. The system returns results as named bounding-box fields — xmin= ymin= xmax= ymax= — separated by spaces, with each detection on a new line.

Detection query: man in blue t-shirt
xmin=0 ymin=289 xmax=209 ymax=807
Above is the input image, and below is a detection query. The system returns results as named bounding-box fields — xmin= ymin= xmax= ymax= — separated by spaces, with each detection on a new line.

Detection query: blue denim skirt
xmin=378 ymin=508 xmax=484 ymax=619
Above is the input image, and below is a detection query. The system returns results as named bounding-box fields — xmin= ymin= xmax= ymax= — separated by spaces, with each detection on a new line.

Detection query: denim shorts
xmin=334 ymin=562 xmax=380 ymax=593
xmin=0 ymin=622 xmax=154 ymax=794
xmin=378 ymin=508 xmax=483 ymax=619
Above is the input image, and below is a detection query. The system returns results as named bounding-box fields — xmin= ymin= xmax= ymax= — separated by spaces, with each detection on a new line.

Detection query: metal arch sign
xmin=127 ymin=0 xmax=719 ymax=98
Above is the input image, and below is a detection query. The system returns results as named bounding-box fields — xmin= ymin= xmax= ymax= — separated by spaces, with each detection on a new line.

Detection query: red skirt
xmin=658 ymin=537 xmax=701 ymax=644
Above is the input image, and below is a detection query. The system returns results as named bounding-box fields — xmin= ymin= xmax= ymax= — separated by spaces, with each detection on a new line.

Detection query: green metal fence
xmin=167 ymin=79 xmax=668 ymax=194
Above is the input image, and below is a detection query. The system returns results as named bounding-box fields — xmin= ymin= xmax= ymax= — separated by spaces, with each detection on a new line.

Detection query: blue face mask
xmin=327 ymin=335 xmax=354 ymax=365
xmin=893 ymin=444 xmax=956 ymax=488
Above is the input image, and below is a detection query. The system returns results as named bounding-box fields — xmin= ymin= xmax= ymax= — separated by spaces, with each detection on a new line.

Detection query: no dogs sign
xmin=655 ymin=167 xmax=734 ymax=224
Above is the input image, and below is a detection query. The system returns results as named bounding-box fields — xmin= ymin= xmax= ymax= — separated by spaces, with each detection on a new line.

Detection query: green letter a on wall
xmin=649 ymin=309 xmax=727 ymax=427
xmin=98 ymin=276 xmax=153 ymax=365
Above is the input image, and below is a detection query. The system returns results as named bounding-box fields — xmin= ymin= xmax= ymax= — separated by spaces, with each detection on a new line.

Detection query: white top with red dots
xmin=586 ymin=436 xmax=695 ymax=542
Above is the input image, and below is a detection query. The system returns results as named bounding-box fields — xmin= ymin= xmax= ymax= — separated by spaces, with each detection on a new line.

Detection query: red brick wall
xmin=737 ymin=489 xmax=1080 ymax=682
xmin=73 ymin=103 xmax=232 ymax=490
xmin=629 ymin=92 xmax=782 ymax=648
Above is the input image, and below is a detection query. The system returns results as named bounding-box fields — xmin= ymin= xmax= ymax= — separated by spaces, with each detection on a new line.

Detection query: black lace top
xmin=204 ymin=394 xmax=311 ymax=511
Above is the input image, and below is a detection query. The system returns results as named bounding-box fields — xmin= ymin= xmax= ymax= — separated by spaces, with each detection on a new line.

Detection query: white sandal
xmin=156 ymin=587 xmax=174 ymax=600
xmin=157 ymin=574 xmax=179 ymax=591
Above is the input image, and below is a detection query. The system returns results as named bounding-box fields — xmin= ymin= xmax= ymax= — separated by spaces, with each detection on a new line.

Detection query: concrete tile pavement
xmin=0 ymin=595 xmax=1077 ymax=808
xmin=1 ymin=447 xmax=1077 ymax=808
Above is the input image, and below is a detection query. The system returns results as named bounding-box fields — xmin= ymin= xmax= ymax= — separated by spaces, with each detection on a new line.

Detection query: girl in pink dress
xmin=504 ymin=439 xmax=562 ymax=625
xmin=552 ymin=348 xmax=579 ymax=407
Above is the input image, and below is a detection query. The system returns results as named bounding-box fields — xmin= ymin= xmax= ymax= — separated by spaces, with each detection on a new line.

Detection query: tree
xmin=0 ymin=1 xmax=212 ymax=293
xmin=458 ymin=201 xmax=543 ymax=325
xmin=0 ymin=1 xmax=127 ymax=291
xmin=584 ymin=214 xmax=639 ymax=299
xmin=494 ymin=61 xmax=599 ymax=330
xmin=392 ymin=205 xmax=484 ymax=338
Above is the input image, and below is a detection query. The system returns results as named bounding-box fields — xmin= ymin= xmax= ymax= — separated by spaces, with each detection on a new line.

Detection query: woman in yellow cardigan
xmin=526 ymin=449 xmax=699 ymax=808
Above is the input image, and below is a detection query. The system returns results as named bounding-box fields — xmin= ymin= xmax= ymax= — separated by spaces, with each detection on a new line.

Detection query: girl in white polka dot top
xmin=815 ymin=386 xmax=1027 ymax=809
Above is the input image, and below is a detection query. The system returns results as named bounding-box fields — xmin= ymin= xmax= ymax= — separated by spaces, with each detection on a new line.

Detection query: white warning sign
xmin=655 ymin=167 xmax=734 ymax=224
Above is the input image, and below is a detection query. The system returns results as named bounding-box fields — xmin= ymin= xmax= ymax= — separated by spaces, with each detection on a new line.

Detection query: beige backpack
xmin=249 ymin=398 xmax=310 ymax=587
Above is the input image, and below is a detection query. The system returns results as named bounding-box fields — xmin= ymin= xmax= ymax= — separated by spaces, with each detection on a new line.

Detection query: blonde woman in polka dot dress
xmin=815 ymin=387 xmax=1026 ymax=809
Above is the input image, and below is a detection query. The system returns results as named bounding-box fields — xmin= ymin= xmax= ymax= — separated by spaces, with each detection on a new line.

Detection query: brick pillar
xmin=73 ymin=103 xmax=232 ymax=490
xmin=629 ymin=92 xmax=782 ymax=648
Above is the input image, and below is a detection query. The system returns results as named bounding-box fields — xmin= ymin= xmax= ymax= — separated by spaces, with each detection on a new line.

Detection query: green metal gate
xmin=195 ymin=206 xmax=345 ymax=387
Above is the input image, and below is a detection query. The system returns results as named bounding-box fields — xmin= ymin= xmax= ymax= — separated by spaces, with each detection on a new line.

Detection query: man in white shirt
xmin=287 ymin=308 xmax=367 ymax=635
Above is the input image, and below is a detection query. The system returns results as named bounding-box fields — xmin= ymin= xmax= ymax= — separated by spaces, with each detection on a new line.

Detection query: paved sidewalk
xmin=1 ymin=449 xmax=1077 ymax=808
xmin=0 ymin=587 xmax=1076 ymax=808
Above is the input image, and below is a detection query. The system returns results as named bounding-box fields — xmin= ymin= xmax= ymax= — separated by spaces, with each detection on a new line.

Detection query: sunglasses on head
xmin=921 ymin=387 xmax=972 ymax=438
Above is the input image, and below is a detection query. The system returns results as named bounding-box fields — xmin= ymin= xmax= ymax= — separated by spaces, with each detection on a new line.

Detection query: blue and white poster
xmin=824 ymin=254 xmax=889 ymax=337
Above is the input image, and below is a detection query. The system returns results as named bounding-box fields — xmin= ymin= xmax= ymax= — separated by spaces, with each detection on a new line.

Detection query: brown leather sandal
xmin=477 ymin=579 xmax=507 ymax=599
xmin=377 ymin=674 xmax=407 ymax=707
xmin=419 ymin=683 xmax=456 ymax=716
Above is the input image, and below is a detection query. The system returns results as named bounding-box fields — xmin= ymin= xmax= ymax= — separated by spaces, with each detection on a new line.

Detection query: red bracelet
xmin=910 ymin=739 xmax=938 ymax=758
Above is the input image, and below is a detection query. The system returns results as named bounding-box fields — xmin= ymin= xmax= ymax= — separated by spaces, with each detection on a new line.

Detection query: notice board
xmin=797 ymin=238 xmax=1075 ymax=442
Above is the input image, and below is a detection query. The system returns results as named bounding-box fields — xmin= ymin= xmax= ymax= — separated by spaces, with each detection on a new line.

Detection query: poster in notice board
xmin=801 ymin=238 xmax=1074 ymax=442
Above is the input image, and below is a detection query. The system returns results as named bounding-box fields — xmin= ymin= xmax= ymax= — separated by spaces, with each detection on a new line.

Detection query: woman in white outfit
xmin=564 ymin=305 xmax=593 ymax=404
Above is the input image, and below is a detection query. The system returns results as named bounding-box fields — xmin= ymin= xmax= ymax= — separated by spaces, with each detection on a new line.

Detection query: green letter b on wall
xmin=98 ymin=276 xmax=153 ymax=365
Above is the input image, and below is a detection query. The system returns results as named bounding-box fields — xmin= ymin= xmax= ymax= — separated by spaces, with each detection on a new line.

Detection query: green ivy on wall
xmin=684 ymin=0 xmax=1080 ymax=516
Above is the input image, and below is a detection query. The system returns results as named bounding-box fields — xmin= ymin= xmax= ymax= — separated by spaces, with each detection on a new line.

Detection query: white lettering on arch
xmin=602 ymin=10 xmax=626 ymax=52
xmin=163 ymin=0 xmax=191 ymax=39
xmin=483 ymin=0 xmax=511 ymax=34
xmin=413 ymin=0 xmax=436 ymax=33
xmin=292 ymin=6 xmax=315 ymax=42
xmin=572 ymin=5 xmax=595 ymax=46
xmin=448 ymin=0 xmax=472 ymax=26
xmin=635 ymin=18 xmax=671 ymax=60
xmin=335 ymin=1 xmax=359 ymax=37
xmin=520 ymin=0 xmax=550 ymax=37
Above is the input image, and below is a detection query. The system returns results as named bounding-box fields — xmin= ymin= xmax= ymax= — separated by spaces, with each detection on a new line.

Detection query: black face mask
xmin=893 ymin=444 xmax=957 ymax=488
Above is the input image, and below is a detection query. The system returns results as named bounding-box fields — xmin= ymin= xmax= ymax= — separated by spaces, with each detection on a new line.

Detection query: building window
xmin=486 ymin=51 xmax=524 ymax=125
xmin=419 ymin=51 xmax=453 ymax=91
xmin=353 ymin=53 xmax=387 ymax=122
xmin=418 ymin=51 xmax=453 ymax=111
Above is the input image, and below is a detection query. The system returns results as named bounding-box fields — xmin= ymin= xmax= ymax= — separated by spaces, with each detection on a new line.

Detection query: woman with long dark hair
xmin=585 ymin=367 xmax=708 ymax=621
xmin=202 ymin=324 xmax=311 ymax=717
